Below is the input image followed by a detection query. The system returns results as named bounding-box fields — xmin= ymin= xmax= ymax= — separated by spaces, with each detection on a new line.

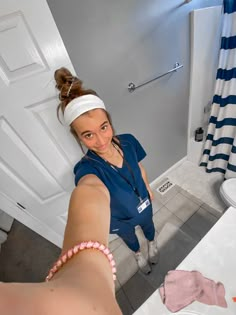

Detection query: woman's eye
xmin=85 ymin=133 xmax=93 ymax=139
xmin=101 ymin=125 xmax=108 ymax=131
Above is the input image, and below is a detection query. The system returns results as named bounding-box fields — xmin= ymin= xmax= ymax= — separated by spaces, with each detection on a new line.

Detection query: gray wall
xmin=47 ymin=0 xmax=222 ymax=182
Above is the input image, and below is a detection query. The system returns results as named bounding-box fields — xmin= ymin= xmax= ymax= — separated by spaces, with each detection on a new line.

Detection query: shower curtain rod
xmin=128 ymin=62 xmax=183 ymax=92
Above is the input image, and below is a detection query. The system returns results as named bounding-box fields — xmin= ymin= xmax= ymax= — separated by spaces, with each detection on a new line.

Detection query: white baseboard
xmin=150 ymin=156 xmax=187 ymax=189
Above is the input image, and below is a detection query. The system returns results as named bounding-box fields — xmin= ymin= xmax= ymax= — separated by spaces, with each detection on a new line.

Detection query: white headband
xmin=63 ymin=94 xmax=106 ymax=126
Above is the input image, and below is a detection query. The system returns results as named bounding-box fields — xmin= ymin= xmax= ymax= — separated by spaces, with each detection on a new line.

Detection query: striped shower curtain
xmin=200 ymin=0 xmax=236 ymax=179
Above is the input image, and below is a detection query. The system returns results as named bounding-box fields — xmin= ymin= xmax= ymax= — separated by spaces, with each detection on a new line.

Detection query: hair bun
xmin=54 ymin=67 xmax=98 ymax=120
xmin=54 ymin=67 xmax=75 ymax=90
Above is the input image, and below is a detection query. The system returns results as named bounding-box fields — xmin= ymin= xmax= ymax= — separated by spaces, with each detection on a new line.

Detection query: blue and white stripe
xmin=200 ymin=0 xmax=236 ymax=179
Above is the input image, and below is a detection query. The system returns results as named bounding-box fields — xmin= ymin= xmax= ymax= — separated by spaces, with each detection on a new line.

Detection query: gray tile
xmin=143 ymin=223 xmax=198 ymax=289
xmin=206 ymin=198 xmax=227 ymax=214
xmin=157 ymin=222 xmax=198 ymax=253
xmin=200 ymin=185 xmax=227 ymax=214
xmin=153 ymin=206 xmax=184 ymax=233
xmin=154 ymin=178 xmax=180 ymax=205
xmin=165 ymin=193 xmax=200 ymax=222
xmin=179 ymin=188 xmax=203 ymax=206
xmin=109 ymin=236 xmax=123 ymax=253
xmin=113 ymin=243 xmax=138 ymax=286
xmin=201 ymin=202 xmax=223 ymax=219
xmin=168 ymin=161 xmax=198 ymax=186
xmin=115 ymin=277 xmax=121 ymax=292
xmin=122 ymin=271 xmax=155 ymax=311
xmin=116 ymin=288 xmax=134 ymax=315
xmin=179 ymin=222 xmax=201 ymax=243
xmin=138 ymin=263 xmax=164 ymax=291
xmin=184 ymin=207 xmax=219 ymax=239
xmin=151 ymin=192 xmax=164 ymax=214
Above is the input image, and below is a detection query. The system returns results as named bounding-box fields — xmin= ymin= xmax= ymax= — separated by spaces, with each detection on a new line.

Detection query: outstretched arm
xmin=63 ymin=174 xmax=111 ymax=252
xmin=52 ymin=174 xmax=122 ymax=314
xmin=0 ymin=174 xmax=122 ymax=315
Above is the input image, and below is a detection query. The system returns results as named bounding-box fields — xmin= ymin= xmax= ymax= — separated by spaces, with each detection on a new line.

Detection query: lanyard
xmin=109 ymin=161 xmax=142 ymax=201
xmin=92 ymin=142 xmax=142 ymax=201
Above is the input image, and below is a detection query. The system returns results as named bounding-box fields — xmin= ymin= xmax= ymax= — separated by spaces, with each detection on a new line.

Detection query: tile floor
xmin=0 ymin=160 xmax=228 ymax=315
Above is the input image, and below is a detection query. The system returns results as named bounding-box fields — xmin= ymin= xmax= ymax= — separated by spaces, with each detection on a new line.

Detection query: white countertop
xmin=134 ymin=206 xmax=236 ymax=315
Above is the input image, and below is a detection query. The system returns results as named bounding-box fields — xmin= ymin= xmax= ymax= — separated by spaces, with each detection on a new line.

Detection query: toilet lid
xmin=221 ymin=178 xmax=236 ymax=206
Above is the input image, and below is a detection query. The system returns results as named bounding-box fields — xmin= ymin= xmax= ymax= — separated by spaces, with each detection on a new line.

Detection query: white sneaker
xmin=135 ymin=252 xmax=151 ymax=274
xmin=148 ymin=238 xmax=160 ymax=264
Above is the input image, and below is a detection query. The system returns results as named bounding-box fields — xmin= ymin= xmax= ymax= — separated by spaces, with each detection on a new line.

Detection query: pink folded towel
xmin=159 ymin=270 xmax=227 ymax=312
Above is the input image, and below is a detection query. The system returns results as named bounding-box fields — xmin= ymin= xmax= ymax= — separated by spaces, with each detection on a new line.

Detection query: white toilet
xmin=220 ymin=178 xmax=236 ymax=208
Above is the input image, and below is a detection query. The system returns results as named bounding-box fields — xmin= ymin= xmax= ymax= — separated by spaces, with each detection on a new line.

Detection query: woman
xmin=55 ymin=67 xmax=159 ymax=274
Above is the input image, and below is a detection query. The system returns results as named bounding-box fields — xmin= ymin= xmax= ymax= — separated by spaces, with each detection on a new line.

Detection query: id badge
xmin=137 ymin=197 xmax=150 ymax=213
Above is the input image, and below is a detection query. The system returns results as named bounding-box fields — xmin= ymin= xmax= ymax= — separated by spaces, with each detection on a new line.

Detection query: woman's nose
xmin=96 ymin=134 xmax=105 ymax=146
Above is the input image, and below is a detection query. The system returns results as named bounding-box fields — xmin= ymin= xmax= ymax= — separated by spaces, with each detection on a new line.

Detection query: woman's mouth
xmin=97 ymin=144 xmax=108 ymax=151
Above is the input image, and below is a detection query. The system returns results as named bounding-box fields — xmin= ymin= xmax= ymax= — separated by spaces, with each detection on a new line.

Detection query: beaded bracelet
xmin=45 ymin=241 xmax=116 ymax=282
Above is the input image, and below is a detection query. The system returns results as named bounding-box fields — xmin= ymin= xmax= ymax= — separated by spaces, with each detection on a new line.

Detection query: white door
xmin=0 ymin=0 xmax=83 ymax=247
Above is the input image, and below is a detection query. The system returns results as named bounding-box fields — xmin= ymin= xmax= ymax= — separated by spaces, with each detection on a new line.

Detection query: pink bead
xmin=107 ymin=253 xmax=113 ymax=261
xmin=56 ymin=260 xmax=62 ymax=267
xmin=62 ymin=254 xmax=67 ymax=263
xmin=68 ymin=249 xmax=73 ymax=258
xmin=52 ymin=266 xmax=58 ymax=273
xmin=110 ymin=260 xmax=116 ymax=267
xmin=86 ymin=241 xmax=93 ymax=248
xmin=113 ymin=275 xmax=117 ymax=281
xmin=112 ymin=267 xmax=117 ymax=273
xmin=79 ymin=243 xmax=86 ymax=250
xmin=73 ymin=246 xmax=79 ymax=254
xmin=99 ymin=244 xmax=105 ymax=251
xmin=93 ymin=242 xmax=100 ymax=248
xmin=103 ymin=248 xmax=110 ymax=255
xmin=48 ymin=272 xmax=53 ymax=279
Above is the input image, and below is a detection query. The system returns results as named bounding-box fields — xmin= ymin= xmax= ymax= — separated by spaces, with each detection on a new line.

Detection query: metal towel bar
xmin=128 ymin=62 xmax=183 ymax=92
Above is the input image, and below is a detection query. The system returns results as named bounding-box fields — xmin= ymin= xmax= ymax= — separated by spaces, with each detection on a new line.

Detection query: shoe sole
xmin=140 ymin=264 xmax=151 ymax=274
xmin=149 ymin=251 xmax=160 ymax=265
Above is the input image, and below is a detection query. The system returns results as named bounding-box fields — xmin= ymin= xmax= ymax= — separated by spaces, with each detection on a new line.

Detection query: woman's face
xmin=71 ymin=109 xmax=113 ymax=155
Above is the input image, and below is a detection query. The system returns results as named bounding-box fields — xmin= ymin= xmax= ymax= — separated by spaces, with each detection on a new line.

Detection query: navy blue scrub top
xmin=73 ymin=134 xmax=152 ymax=228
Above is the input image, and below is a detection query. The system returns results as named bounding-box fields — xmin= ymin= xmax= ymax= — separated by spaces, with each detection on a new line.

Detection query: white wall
xmin=187 ymin=6 xmax=222 ymax=164
xmin=47 ymin=0 xmax=222 ymax=181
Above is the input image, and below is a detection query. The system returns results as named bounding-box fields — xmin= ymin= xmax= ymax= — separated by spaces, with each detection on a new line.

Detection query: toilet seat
xmin=220 ymin=178 xmax=236 ymax=207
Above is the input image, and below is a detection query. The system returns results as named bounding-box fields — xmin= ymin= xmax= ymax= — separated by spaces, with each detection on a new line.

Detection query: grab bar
xmin=128 ymin=62 xmax=183 ymax=92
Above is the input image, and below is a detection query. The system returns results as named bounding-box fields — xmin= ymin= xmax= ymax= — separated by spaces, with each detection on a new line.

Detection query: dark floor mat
xmin=0 ymin=220 xmax=61 ymax=282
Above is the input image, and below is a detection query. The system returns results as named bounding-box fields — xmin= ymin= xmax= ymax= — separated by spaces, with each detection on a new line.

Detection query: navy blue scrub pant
xmin=114 ymin=214 xmax=155 ymax=252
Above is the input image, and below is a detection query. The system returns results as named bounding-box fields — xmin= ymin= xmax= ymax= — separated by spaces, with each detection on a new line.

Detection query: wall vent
xmin=156 ymin=179 xmax=175 ymax=195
